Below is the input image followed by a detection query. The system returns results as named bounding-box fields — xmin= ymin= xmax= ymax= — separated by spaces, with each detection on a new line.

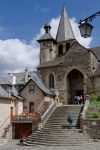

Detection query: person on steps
xmin=67 ymin=113 xmax=74 ymax=129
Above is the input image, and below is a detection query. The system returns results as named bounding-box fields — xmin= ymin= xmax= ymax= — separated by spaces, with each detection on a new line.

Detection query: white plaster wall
xmin=14 ymin=100 xmax=23 ymax=115
xmin=0 ymin=99 xmax=11 ymax=126
xmin=17 ymin=101 xmax=23 ymax=115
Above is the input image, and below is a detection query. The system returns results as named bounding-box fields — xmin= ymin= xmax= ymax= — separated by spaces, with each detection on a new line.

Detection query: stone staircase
xmin=25 ymin=105 xmax=89 ymax=146
xmin=0 ymin=120 xmax=10 ymax=146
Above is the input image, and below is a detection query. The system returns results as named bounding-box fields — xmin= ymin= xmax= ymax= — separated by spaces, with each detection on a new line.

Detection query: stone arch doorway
xmin=67 ymin=69 xmax=84 ymax=104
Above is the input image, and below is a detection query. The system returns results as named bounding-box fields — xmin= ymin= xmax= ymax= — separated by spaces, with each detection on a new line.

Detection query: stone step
xmin=0 ymin=138 xmax=7 ymax=146
xmin=24 ymin=141 xmax=84 ymax=146
xmin=25 ymin=140 xmax=85 ymax=146
xmin=28 ymin=134 xmax=85 ymax=140
xmin=24 ymin=105 xmax=88 ymax=146
xmin=27 ymin=138 xmax=85 ymax=143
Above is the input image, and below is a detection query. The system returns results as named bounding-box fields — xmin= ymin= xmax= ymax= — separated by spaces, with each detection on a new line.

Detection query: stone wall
xmin=38 ymin=41 xmax=98 ymax=104
xmin=84 ymin=119 xmax=100 ymax=139
xmin=21 ymin=80 xmax=45 ymax=112
xmin=40 ymin=42 xmax=57 ymax=64
xmin=94 ymin=76 xmax=100 ymax=96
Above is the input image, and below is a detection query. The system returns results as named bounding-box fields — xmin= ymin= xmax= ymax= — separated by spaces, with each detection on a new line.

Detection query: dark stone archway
xmin=67 ymin=69 xmax=84 ymax=104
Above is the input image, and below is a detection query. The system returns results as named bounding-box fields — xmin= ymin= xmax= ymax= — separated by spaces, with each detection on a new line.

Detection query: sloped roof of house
xmin=11 ymin=85 xmax=24 ymax=100
xmin=90 ymin=46 xmax=100 ymax=61
xmin=9 ymin=71 xmax=35 ymax=85
xmin=0 ymin=80 xmax=12 ymax=85
xmin=38 ymin=56 xmax=64 ymax=68
xmin=38 ymin=32 xmax=55 ymax=42
xmin=93 ymin=63 xmax=100 ymax=76
xmin=20 ymin=73 xmax=53 ymax=96
xmin=0 ymin=85 xmax=11 ymax=99
xmin=0 ymin=79 xmax=23 ymax=100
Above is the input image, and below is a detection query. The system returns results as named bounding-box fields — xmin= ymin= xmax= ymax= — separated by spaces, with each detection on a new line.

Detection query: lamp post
xmin=79 ymin=11 xmax=100 ymax=38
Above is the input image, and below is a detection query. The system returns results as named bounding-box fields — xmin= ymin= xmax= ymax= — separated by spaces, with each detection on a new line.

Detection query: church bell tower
xmin=37 ymin=23 xmax=56 ymax=64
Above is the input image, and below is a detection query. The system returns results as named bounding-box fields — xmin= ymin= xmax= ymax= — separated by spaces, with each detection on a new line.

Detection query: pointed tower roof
xmin=56 ymin=6 xmax=75 ymax=42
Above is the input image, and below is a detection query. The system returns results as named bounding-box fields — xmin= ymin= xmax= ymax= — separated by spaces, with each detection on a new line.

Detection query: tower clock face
xmin=47 ymin=42 xmax=52 ymax=47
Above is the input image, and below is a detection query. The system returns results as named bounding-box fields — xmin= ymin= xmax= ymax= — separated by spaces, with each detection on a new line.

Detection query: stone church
xmin=37 ymin=6 xmax=100 ymax=105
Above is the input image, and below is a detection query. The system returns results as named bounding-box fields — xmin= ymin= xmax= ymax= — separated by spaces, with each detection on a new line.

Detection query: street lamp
xmin=79 ymin=11 xmax=100 ymax=38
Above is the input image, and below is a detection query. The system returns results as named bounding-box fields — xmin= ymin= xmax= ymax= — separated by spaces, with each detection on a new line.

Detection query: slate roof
xmin=0 ymin=79 xmax=23 ymax=100
xmin=9 ymin=71 xmax=35 ymax=85
xmin=93 ymin=63 xmax=100 ymax=76
xmin=56 ymin=6 xmax=75 ymax=42
xmin=38 ymin=33 xmax=55 ymax=42
xmin=12 ymin=86 xmax=24 ymax=100
xmin=38 ymin=56 xmax=64 ymax=68
xmin=0 ymin=80 xmax=12 ymax=85
xmin=0 ymin=85 xmax=11 ymax=99
xmin=32 ymin=73 xmax=53 ymax=95
xmin=90 ymin=46 xmax=100 ymax=61
xmin=20 ymin=73 xmax=53 ymax=96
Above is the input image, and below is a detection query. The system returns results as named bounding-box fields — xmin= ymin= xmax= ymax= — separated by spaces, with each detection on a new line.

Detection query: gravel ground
xmin=0 ymin=140 xmax=100 ymax=150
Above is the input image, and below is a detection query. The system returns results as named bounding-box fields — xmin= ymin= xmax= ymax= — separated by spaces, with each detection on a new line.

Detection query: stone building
xmin=0 ymin=79 xmax=23 ymax=130
xmin=20 ymin=73 xmax=54 ymax=113
xmin=37 ymin=6 xmax=100 ymax=104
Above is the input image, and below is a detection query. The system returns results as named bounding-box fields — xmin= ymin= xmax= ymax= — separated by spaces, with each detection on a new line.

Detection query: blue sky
xmin=0 ymin=0 xmax=99 ymax=78
xmin=0 ymin=0 xmax=99 ymax=46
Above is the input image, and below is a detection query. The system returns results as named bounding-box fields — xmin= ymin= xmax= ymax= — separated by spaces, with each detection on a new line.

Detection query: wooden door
xmin=29 ymin=102 xmax=34 ymax=113
xmin=15 ymin=123 xmax=32 ymax=139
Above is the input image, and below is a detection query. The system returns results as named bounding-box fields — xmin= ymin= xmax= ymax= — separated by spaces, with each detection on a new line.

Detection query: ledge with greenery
xmin=86 ymin=94 xmax=100 ymax=118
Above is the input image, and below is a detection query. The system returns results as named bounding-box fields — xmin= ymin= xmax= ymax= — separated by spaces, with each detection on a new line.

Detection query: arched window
xmin=66 ymin=43 xmax=70 ymax=52
xmin=49 ymin=73 xmax=54 ymax=88
xmin=58 ymin=44 xmax=63 ymax=56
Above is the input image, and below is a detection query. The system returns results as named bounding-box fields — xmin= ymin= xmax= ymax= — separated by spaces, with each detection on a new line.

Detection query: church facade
xmin=37 ymin=6 xmax=100 ymax=104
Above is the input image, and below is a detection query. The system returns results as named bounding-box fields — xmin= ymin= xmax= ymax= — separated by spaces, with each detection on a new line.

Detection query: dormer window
xmin=58 ymin=44 xmax=63 ymax=56
xmin=66 ymin=43 xmax=70 ymax=52
xmin=29 ymin=84 xmax=35 ymax=94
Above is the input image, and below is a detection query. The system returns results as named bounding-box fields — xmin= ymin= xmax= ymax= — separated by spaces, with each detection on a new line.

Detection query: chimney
xmin=13 ymin=75 xmax=16 ymax=85
xmin=25 ymin=67 xmax=29 ymax=83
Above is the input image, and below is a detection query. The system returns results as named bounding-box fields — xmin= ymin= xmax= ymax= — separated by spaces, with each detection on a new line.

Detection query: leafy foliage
xmin=86 ymin=94 xmax=100 ymax=118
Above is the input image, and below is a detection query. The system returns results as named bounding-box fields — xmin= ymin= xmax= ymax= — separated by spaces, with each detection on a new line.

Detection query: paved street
xmin=0 ymin=140 xmax=100 ymax=150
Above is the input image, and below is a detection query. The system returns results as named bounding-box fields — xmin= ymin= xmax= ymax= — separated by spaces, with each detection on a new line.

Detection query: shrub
xmin=90 ymin=93 xmax=98 ymax=102
xmin=86 ymin=94 xmax=100 ymax=118
xmin=86 ymin=111 xmax=100 ymax=118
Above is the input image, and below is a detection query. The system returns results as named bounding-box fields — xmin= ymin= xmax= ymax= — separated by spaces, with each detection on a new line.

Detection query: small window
xmin=93 ymin=67 xmax=95 ymax=70
xmin=49 ymin=48 xmax=52 ymax=52
xmin=29 ymin=102 xmax=34 ymax=113
xmin=66 ymin=43 xmax=70 ymax=52
xmin=58 ymin=44 xmax=63 ymax=56
xmin=29 ymin=84 xmax=35 ymax=94
xmin=43 ymin=43 xmax=46 ymax=46
xmin=49 ymin=74 xmax=54 ymax=89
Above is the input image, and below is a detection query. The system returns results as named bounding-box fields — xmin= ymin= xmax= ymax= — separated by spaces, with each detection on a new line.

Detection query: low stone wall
xmin=84 ymin=119 xmax=100 ymax=139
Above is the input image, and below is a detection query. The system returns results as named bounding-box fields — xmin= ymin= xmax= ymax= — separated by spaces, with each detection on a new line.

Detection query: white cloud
xmin=0 ymin=16 xmax=92 ymax=78
xmin=70 ymin=17 xmax=92 ymax=48
xmin=0 ymin=38 xmax=39 ymax=78
xmin=40 ymin=16 xmax=92 ymax=47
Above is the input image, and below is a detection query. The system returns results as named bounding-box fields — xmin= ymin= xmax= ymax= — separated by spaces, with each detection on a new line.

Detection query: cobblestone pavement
xmin=0 ymin=140 xmax=100 ymax=150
